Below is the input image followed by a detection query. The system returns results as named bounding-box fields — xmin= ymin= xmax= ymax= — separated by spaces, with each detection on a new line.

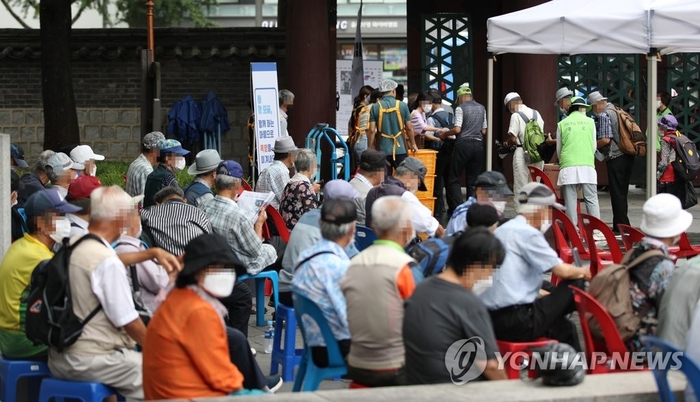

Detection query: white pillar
xmin=646 ymin=52 xmax=658 ymax=198
xmin=486 ymin=55 xmax=494 ymax=171
xmin=0 ymin=134 xmax=10 ymax=257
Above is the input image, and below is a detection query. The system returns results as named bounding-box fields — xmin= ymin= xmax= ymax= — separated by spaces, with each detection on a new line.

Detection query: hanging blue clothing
xmin=167 ymin=95 xmax=201 ymax=146
xmin=198 ymin=90 xmax=230 ymax=134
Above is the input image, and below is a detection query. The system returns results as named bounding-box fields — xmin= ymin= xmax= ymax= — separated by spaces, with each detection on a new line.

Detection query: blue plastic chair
xmin=641 ymin=335 xmax=700 ymax=402
xmin=270 ymin=304 xmax=304 ymax=381
xmin=292 ymin=293 xmax=347 ymax=392
xmin=39 ymin=378 xmax=124 ymax=402
xmin=0 ymin=358 xmax=51 ymax=402
xmin=239 ymin=270 xmax=279 ymax=326
xmin=354 ymin=225 xmax=376 ymax=252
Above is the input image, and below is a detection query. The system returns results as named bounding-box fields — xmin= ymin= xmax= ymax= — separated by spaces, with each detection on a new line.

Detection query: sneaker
xmin=265 ymin=376 xmax=283 ymax=393
xmin=592 ymin=231 xmax=606 ymax=242
xmin=251 ymin=348 xmax=257 ymax=357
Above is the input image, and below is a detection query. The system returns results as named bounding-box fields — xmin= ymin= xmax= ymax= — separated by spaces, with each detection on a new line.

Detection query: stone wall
xmin=0 ymin=27 xmax=285 ymax=170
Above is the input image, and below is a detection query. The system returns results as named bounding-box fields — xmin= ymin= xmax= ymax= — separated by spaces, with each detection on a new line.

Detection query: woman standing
xmin=410 ymin=91 xmax=446 ymax=149
xmin=348 ymin=85 xmax=375 ymax=166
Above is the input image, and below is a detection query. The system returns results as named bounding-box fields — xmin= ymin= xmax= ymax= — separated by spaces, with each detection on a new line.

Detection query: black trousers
xmin=434 ymin=140 xmax=454 ymax=215
xmin=347 ymin=365 xmax=407 ymax=387
xmin=220 ymin=281 xmax=253 ymax=338
xmin=607 ymin=154 xmax=635 ymax=231
xmin=488 ymin=279 xmax=585 ymax=352
xmin=386 ymin=153 xmax=408 ymax=176
xmin=446 ymin=140 xmax=484 ymax=213
xmin=659 ymin=181 xmax=685 ymax=204
xmin=226 ymin=326 xmax=268 ymax=390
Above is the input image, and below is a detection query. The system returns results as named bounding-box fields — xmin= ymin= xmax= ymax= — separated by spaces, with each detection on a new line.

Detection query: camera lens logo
xmin=444 ymin=337 xmax=487 ymax=385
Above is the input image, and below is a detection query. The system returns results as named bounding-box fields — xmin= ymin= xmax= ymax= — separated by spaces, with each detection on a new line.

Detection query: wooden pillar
xmin=284 ymin=0 xmax=337 ymax=147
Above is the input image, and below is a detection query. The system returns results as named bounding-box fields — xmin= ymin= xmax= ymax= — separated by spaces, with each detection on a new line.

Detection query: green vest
xmin=558 ymin=112 xmax=595 ymax=169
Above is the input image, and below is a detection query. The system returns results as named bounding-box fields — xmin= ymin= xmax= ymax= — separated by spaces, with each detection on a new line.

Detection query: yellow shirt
xmin=0 ymin=234 xmax=53 ymax=332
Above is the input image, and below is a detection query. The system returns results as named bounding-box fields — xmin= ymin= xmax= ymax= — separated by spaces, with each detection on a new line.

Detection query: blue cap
xmin=157 ymin=139 xmax=190 ymax=156
xmin=24 ymin=188 xmax=82 ymax=218
xmin=217 ymin=160 xmax=244 ymax=179
xmin=10 ymin=143 xmax=28 ymax=168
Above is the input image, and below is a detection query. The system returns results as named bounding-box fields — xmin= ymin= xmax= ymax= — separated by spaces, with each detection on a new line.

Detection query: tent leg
xmin=646 ymin=51 xmax=658 ymax=198
xmin=486 ymin=55 xmax=494 ymax=171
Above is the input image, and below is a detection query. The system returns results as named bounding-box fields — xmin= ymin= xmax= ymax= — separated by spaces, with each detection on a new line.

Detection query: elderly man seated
xmin=341 ymin=196 xmax=418 ymax=387
xmin=348 ymin=149 xmax=387 ymax=225
xmin=278 ymin=180 xmax=360 ymax=306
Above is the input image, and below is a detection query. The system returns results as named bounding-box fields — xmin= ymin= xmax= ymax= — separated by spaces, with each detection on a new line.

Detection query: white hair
xmin=294 ymin=148 xmax=317 ymax=172
xmin=90 ymin=185 xmax=134 ymax=221
xmin=371 ymin=196 xmax=412 ymax=237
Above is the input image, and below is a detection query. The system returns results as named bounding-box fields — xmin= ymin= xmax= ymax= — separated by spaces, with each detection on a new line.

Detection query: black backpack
xmin=24 ymin=234 xmax=105 ymax=352
xmin=666 ymin=134 xmax=700 ymax=181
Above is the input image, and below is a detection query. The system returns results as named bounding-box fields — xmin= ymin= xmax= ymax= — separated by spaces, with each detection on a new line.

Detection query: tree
xmin=40 ymin=0 xmax=81 ymax=151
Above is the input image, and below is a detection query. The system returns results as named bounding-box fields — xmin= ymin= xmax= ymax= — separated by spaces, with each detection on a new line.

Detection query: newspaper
xmin=237 ymin=190 xmax=275 ymax=222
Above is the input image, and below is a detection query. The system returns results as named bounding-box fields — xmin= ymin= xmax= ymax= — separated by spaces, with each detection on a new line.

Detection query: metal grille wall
xmin=667 ymin=54 xmax=700 ymax=143
xmin=421 ymin=14 xmax=472 ymax=104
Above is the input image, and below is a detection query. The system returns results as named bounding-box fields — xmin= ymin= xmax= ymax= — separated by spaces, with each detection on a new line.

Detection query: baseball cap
xmin=47 ymin=152 xmax=84 ymax=173
xmin=10 ymin=143 xmax=28 ymax=168
xmin=359 ymin=149 xmax=388 ymax=172
xmin=323 ymin=179 xmax=359 ymax=200
xmin=517 ymin=182 xmax=565 ymax=210
xmin=467 ymin=203 xmax=500 ymax=228
xmin=217 ymin=160 xmax=244 ymax=179
xmin=24 ymin=187 xmax=82 ymax=218
xmin=658 ymin=115 xmax=678 ymax=131
xmin=457 ymin=84 xmax=472 ymax=97
xmin=67 ymin=175 xmax=101 ymax=201
xmin=143 ymin=131 xmax=166 ymax=150
xmin=399 ymin=157 xmax=428 ymax=191
xmin=70 ymin=145 xmax=105 ymax=164
xmin=475 ymin=171 xmax=513 ymax=196
xmin=157 ymin=139 xmax=190 ymax=156
xmin=321 ymin=199 xmax=357 ymax=225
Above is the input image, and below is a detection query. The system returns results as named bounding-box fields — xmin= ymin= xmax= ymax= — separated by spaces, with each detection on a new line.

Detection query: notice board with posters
xmin=336 ymin=60 xmax=384 ymax=138
xmin=251 ymin=62 xmax=281 ymax=173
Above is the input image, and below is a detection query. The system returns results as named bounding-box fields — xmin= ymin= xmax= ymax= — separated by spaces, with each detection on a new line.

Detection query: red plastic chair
xmin=496 ymin=338 xmax=557 ymax=379
xmin=528 ymin=166 xmax=580 ymax=216
xmin=675 ymin=233 xmax=700 ymax=259
xmin=617 ymin=224 xmax=645 ymax=252
xmin=569 ymin=286 xmax=646 ymax=374
xmin=579 ymin=213 xmax=623 ymax=277
xmin=266 ymin=205 xmax=290 ymax=243
xmin=242 ymin=179 xmax=253 ymax=191
xmin=553 ymin=209 xmax=590 ymax=263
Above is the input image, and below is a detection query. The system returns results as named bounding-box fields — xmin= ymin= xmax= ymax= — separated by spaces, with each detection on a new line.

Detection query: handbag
xmin=683 ymin=181 xmax=698 ymax=210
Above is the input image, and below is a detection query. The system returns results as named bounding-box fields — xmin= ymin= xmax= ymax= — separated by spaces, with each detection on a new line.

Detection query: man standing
xmin=554 ymin=87 xmax=573 ymax=121
xmin=341 ymin=196 xmax=417 ymax=387
xmin=441 ymin=84 xmax=487 ymax=212
xmin=480 ymin=183 xmax=590 ymax=352
xmin=426 ymin=93 xmax=454 ymax=218
xmin=367 ymin=79 xmax=417 ymax=171
xmin=126 ymin=131 xmax=166 ymax=199
xmin=256 ymin=136 xmax=297 ymax=210
xmin=503 ymin=92 xmax=545 ymax=212
xmin=556 ymin=96 xmax=600 ymax=227
xmin=279 ymin=89 xmax=294 ymax=137
xmin=589 ymin=91 xmax=634 ymax=232
xmin=348 ymin=149 xmax=386 ymax=225
xmin=184 ymin=149 xmax=223 ymax=207
xmin=292 ymin=199 xmax=357 ymax=366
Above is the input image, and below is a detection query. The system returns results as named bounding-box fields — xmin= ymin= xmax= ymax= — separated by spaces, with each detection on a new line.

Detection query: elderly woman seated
xmin=143 ymin=233 xmax=273 ymax=400
xmin=280 ymin=148 xmax=321 ymax=231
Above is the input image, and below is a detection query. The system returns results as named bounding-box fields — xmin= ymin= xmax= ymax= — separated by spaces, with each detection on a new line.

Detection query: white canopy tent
xmin=486 ymin=0 xmax=700 ymax=197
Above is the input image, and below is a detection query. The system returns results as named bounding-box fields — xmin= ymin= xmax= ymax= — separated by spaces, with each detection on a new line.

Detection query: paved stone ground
xmin=249 ymin=185 xmax=700 ymax=393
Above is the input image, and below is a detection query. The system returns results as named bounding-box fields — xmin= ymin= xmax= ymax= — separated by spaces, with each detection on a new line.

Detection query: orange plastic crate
xmin=413 ymin=149 xmax=438 ymax=175
xmin=418 ymin=196 xmax=436 ymax=213
xmin=416 ymin=174 xmax=436 ymax=198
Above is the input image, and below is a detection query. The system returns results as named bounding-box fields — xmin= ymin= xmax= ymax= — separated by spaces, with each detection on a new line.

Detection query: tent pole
xmin=486 ymin=54 xmax=494 ymax=171
xmin=646 ymin=51 xmax=658 ymax=198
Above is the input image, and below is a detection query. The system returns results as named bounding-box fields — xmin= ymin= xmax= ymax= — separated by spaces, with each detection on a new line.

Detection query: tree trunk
xmin=41 ymin=0 xmax=80 ymax=151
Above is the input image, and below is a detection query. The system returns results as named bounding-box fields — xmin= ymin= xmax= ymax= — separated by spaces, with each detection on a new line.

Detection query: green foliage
xmin=96 ymin=161 xmax=194 ymax=189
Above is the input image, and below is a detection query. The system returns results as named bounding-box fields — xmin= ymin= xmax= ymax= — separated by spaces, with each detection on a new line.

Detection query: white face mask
xmin=540 ymin=219 xmax=552 ymax=234
xmin=90 ymin=165 xmax=97 ymax=176
xmin=50 ymin=217 xmax=72 ymax=243
xmin=657 ymin=100 xmax=662 ymax=109
xmin=423 ymin=104 xmax=433 ymax=113
xmin=202 ymin=271 xmax=237 ymax=298
xmin=491 ymin=201 xmax=507 ymax=214
xmin=173 ymin=156 xmax=186 ymax=172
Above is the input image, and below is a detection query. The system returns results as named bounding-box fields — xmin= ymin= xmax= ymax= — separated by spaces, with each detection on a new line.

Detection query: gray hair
xmin=294 ymin=149 xmax=317 ymax=172
xmin=394 ymin=165 xmax=413 ymax=178
xmin=371 ymin=196 xmax=412 ymax=237
xmin=320 ymin=220 xmax=354 ymax=242
xmin=279 ymin=89 xmax=295 ymax=105
xmin=91 ymin=185 xmax=134 ymax=222
xmin=34 ymin=150 xmax=55 ymax=173
xmin=215 ymin=174 xmax=241 ymax=192
xmin=154 ymin=185 xmax=184 ymax=204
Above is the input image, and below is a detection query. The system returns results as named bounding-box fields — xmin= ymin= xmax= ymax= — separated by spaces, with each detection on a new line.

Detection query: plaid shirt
xmin=255 ymin=160 xmax=290 ymax=210
xmin=595 ymin=112 xmax=614 ymax=141
xmin=200 ymin=195 xmax=277 ymax=275
xmin=125 ymin=154 xmax=154 ymax=197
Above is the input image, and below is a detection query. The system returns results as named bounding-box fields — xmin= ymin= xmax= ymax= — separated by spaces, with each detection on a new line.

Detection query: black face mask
xmin=286 ymin=104 xmax=294 ymax=113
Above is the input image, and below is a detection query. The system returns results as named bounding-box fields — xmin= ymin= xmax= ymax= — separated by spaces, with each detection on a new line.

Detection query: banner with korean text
xmin=251 ymin=62 xmax=281 ymax=173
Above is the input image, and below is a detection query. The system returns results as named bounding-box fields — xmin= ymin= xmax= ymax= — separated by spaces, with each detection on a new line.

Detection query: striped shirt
xmin=126 ymin=154 xmax=154 ymax=198
xmin=200 ymin=195 xmax=277 ymax=275
xmin=256 ymin=160 xmax=290 ymax=210
xmin=141 ymin=199 xmax=212 ymax=256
